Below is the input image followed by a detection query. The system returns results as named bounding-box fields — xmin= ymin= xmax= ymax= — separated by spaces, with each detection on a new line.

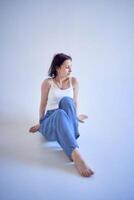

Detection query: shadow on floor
xmin=0 ymin=122 xmax=78 ymax=176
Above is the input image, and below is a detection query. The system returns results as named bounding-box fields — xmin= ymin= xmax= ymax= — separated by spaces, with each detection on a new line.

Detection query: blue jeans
xmin=39 ymin=96 xmax=80 ymax=159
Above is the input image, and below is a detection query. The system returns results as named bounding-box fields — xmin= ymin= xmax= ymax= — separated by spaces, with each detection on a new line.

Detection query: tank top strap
xmin=48 ymin=78 xmax=54 ymax=89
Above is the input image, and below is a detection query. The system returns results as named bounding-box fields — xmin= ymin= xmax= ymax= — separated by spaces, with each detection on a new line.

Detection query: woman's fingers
xmin=78 ymin=114 xmax=88 ymax=122
xmin=77 ymin=114 xmax=88 ymax=123
xmin=29 ymin=124 xmax=40 ymax=133
xmin=79 ymin=114 xmax=88 ymax=120
xmin=29 ymin=128 xmax=37 ymax=133
xmin=29 ymin=126 xmax=37 ymax=133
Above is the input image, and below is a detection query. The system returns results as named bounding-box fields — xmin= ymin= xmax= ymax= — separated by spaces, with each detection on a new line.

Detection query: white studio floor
xmin=0 ymin=114 xmax=133 ymax=200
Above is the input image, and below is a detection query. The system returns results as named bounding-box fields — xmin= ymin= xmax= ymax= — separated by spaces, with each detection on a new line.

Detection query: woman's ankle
xmin=71 ymin=147 xmax=82 ymax=161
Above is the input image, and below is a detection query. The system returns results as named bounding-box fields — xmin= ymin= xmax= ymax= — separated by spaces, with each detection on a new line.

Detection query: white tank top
xmin=46 ymin=77 xmax=74 ymax=112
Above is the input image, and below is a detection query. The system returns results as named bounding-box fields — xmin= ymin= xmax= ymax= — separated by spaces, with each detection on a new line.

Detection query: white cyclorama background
xmin=0 ymin=0 xmax=134 ymax=200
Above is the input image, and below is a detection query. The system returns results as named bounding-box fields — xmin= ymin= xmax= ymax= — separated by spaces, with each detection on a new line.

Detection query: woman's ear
xmin=56 ymin=68 xmax=59 ymax=73
xmin=56 ymin=66 xmax=60 ymax=74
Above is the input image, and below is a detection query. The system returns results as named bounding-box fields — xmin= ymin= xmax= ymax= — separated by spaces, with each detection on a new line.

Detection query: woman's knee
xmin=59 ymin=96 xmax=74 ymax=107
xmin=55 ymin=109 xmax=67 ymax=119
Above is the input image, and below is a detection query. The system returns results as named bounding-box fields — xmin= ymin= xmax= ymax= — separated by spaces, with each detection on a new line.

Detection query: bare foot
xmin=71 ymin=148 xmax=94 ymax=177
xmin=74 ymin=157 xmax=94 ymax=177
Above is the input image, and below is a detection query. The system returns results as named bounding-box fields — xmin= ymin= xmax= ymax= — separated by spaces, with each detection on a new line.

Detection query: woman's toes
xmin=90 ymin=169 xmax=94 ymax=175
xmin=82 ymin=168 xmax=94 ymax=177
xmin=85 ymin=170 xmax=91 ymax=177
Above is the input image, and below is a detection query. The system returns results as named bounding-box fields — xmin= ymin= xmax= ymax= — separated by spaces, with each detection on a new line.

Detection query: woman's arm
xmin=39 ymin=79 xmax=51 ymax=122
xmin=72 ymin=77 xmax=88 ymax=123
xmin=72 ymin=77 xmax=79 ymax=115
xmin=29 ymin=79 xmax=50 ymax=133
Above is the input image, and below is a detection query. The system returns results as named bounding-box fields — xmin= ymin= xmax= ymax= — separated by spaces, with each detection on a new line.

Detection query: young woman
xmin=29 ymin=53 xmax=94 ymax=177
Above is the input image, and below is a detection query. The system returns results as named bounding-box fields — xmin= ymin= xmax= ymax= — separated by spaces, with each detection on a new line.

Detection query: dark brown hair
xmin=48 ymin=53 xmax=72 ymax=77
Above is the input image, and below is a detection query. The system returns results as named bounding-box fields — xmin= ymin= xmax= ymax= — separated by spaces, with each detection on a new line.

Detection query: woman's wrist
xmin=39 ymin=115 xmax=45 ymax=124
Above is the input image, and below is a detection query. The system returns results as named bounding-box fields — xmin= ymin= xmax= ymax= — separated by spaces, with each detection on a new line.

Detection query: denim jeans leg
xmin=40 ymin=109 xmax=79 ymax=159
xmin=59 ymin=96 xmax=80 ymax=139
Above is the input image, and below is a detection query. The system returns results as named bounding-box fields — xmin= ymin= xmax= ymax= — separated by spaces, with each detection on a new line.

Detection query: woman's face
xmin=57 ymin=59 xmax=72 ymax=77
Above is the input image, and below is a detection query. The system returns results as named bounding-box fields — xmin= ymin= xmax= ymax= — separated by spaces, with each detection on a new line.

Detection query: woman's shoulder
xmin=41 ymin=77 xmax=53 ymax=89
xmin=71 ymin=76 xmax=79 ymax=87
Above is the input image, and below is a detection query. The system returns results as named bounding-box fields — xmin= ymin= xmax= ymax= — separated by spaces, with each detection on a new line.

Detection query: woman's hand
xmin=29 ymin=124 xmax=40 ymax=133
xmin=77 ymin=114 xmax=88 ymax=123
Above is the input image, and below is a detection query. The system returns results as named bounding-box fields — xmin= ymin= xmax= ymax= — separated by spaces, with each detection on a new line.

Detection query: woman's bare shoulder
xmin=71 ymin=76 xmax=79 ymax=87
xmin=41 ymin=77 xmax=52 ymax=89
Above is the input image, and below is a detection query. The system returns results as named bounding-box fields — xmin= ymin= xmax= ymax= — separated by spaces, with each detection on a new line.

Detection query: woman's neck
xmin=54 ymin=76 xmax=68 ymax=83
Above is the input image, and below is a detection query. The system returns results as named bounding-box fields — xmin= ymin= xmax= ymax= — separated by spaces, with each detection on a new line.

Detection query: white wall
xmin=1 ymin=0 xmax=134 ymax=127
